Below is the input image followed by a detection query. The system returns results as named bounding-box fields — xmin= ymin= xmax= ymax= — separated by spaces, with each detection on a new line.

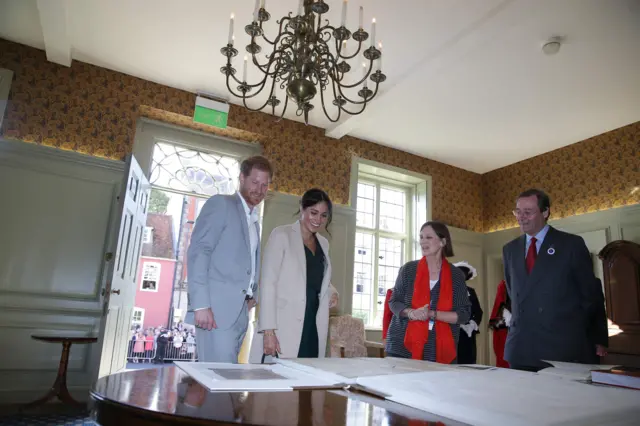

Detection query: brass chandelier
xmin=221 ymin=0 xmax=386 ymax=125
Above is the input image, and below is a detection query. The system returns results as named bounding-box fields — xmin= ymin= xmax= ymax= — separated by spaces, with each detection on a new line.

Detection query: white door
xmin=97 ymin=155 xmax=149 ymax=377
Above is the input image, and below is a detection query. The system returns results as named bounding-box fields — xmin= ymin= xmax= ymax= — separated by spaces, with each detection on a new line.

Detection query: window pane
xmin=379 ymin=187 xmax=405 ymax=234
xmin=356 ymin=183 xmax=376 ymax=229
xmin=150 ymin=142 xmax=240 ymax=197
xmin=373 ymin=237 xmax=404 ymax=327
xmin=353 ymin=232 xmax=374 ymax=323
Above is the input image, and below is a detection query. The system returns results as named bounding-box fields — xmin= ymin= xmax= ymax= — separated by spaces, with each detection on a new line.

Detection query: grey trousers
xmin=195 ymin=302 xmax=249 ymax=363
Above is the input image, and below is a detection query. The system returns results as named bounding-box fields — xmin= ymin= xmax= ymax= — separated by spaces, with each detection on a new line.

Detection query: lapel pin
xmin=547 ymin=247 xmax=555 ymax=255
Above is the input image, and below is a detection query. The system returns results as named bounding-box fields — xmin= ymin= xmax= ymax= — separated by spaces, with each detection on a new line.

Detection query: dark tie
xmin=526 ymin=237 xmax=537 ymax=274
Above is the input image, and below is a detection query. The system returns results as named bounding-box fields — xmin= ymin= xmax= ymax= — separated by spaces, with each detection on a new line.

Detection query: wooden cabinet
xmin=599 ymin=240 xmax=640 ymax=367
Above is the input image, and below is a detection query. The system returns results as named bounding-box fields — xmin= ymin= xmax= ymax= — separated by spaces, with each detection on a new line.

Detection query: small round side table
xmin=21 ymin=335 xmax=98 ymax=411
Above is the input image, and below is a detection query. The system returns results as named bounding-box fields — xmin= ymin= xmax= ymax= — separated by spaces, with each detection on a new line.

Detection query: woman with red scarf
xmin=385 ymin=221 xmax=471 ymax=363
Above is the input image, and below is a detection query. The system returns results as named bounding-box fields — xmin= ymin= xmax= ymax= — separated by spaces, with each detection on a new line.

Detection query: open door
xmin=97 ymin=155 xmax=150 ymax=378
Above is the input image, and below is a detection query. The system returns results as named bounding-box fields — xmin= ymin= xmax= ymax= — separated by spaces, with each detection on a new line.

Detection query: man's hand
xmin=329 ymin=292 xmax=339 ymax=308
xmin=247 ymin=298 xmax=257 ymax=310
xmin=596 ymin=344 xmax=608 ymax=357
xmin=263 ymin=330 xmax=281 ymax=356
xmin=195 ymin=308 xmax=216 ymax=330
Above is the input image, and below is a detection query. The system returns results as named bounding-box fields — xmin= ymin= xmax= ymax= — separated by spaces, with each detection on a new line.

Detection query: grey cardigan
xmin=385 ymin=260 xmax=471 ymax=361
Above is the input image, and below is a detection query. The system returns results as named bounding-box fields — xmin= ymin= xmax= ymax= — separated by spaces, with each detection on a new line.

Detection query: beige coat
xmin=249 ymin=221 xmax=337 ymax=363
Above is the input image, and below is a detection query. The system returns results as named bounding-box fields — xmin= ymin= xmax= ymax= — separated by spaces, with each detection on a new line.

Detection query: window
xmin=143 ymin=226 xmax=153 ymax=244
xmin=350 ymin=158 xmax=431 ymax=329
xmin=132 ymin=307 xmax=145 ymax=328
xmin=141 ymin=262 xmax=161 ymax=292
xmin=353 ymin=180 xmax=410 ymax=328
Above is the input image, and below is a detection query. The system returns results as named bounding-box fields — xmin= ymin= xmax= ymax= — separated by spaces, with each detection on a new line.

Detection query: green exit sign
xmin=193 ymin=96 xmax=229 ymax=129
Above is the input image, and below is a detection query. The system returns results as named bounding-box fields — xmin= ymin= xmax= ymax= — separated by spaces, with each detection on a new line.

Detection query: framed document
xmin=174 ymin=362 xmax=345 ymax=392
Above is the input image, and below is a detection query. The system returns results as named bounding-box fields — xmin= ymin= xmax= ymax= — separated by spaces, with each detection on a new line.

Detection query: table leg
xmin=21 ymin=341 xmax=83 ymax=411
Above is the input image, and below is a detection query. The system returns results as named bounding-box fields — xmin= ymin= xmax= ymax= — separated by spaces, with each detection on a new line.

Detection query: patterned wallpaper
xmin=2 ymin=39 xmax=637 ymax=233
xmin=0 ymin=39 xmax=483 ymax=231
xmin=482 ymin=121 xmax=640 ymax=232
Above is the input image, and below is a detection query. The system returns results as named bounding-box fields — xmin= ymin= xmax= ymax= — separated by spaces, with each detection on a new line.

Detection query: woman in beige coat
xmin=249 ymin=189 xmax=339 ymax=363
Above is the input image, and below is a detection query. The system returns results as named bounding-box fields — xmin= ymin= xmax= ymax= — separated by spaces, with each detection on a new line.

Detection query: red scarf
xmin=404 ymin=257 xmax=456 ymax=363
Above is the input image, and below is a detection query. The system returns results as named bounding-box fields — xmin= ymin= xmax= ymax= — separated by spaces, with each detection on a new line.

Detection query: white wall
xmin=0 ymin=139 xmax=124 ymax=403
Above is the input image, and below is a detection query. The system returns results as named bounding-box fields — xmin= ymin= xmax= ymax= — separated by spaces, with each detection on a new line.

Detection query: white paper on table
xmin=355 ymin=368 xmax=640 ymax=426
xmin=174 ymin=361 xmax=344 ymax=392
xmin=539 ymin=360 xmax=621 ymax=381
xmin=276 ymin=357 xmax=460 ymax=382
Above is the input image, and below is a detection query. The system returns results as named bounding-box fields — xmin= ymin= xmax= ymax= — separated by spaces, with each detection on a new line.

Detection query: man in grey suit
xmin=186 ymin=156 xmax=273 ymax=363
xmin=502 ymin=189 xmax=608 ymax=372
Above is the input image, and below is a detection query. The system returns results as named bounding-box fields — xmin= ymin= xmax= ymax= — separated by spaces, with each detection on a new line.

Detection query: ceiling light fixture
xmin=221 ymin=0 xmax=386 ymax=125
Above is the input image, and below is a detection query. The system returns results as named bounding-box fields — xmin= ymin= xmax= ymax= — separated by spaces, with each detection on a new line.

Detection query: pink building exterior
xmin=132 ymin=213 xmax=177 ymax=330
xmin=133 ymin=257 xmax=176 ymax=329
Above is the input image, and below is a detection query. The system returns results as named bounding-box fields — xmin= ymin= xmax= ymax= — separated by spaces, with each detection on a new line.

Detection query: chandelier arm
xmin=333 ymin=79 xmax=377 ymax=106
xmin=239 ymin=76 xmax=281 ymax=112
xmin=334 ymin=61 xmax=375 ymax=89
xmin=339 ymin=41 xmax=365 ymax=60
xmin=225 ymin=59 xmax=275 ymax=95
xmin=260 ymin=15 xmax=292 ymax=46
xmin=274 ymin=95 xmax=289 ymax=122
xmin=250 ymin=48 xmax=288 ymax=76
xmin=316 ymin=76 xmax=343 ymax=123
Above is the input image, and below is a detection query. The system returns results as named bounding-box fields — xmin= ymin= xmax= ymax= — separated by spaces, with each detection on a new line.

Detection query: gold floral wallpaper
xmin=0 ymin=39 xmax=483 ymax=231
xmin=482 ymin=121 xmax=640 ymax=232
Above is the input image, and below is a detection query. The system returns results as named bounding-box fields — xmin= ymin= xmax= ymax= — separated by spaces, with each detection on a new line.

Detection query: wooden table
xmin=89 ymin=366 xmax=462 ymax=425
xmin=22 ymin=335 xmax=98 ymax=411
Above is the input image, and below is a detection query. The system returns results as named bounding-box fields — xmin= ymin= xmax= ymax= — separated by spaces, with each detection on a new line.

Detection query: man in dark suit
xmin=502 ymin=189 xmax=608 ymax=372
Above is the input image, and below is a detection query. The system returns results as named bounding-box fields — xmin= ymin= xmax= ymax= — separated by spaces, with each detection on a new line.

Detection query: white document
xmin=174 ymin=361 xmax=344 ymax=392
xmin=355 ymin=368 xmax=640 ymax=426
xmin=276 ymin=357 xmax=460 ymax=382
xmin=539 ymin=360 xmax=621 ymax=382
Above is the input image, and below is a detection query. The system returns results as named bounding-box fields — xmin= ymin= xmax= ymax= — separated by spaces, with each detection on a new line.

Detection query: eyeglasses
xmin=512 ymin=210 xmax=537 ymax=218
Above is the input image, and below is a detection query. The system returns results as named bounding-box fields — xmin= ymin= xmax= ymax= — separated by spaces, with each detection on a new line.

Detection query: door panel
xmin=98 ymin=155 xmax=150 ymax=377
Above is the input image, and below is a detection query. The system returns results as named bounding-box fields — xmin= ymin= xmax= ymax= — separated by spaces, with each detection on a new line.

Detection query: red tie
xmin=526 ymin=237 xmax=537 ymax=274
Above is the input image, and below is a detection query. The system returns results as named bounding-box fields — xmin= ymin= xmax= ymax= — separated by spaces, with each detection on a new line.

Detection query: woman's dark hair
xmin=295 ymin=188 xmax=333 ymax=234
xmin=420 ymin=221 xmax=454 ymax=258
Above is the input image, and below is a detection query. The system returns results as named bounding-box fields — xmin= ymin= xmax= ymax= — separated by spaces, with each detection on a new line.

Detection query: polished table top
xmin=90 ymin=366 xmax=463 ymax=425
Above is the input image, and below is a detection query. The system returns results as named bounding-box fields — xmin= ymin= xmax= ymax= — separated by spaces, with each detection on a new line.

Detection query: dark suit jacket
xmin=502 ymin=226 xmax=608 ymax=368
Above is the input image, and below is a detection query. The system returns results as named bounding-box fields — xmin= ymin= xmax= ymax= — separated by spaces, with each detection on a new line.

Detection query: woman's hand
xmin=406 ymin=307 xmax=429 ymax=321
xmin=263 ymin=330 xmax=281 ymax=356
xmin=329 ymin=292 xmax=339 ymax=308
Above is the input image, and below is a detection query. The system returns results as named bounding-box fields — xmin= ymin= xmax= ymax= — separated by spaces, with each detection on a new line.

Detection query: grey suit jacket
xmin=185 ymin=193 xmax=260 ymax=330
xmin=502 ymin=226 xmax=608 ymax=368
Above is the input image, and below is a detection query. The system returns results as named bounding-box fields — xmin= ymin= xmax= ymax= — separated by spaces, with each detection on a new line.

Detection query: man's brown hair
xmin=240 ymin=155 xmax=273 ymax=179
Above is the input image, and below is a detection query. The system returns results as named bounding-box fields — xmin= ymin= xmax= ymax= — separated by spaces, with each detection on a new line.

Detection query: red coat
xmin=489 ymin=280 xmax=510 ymax=368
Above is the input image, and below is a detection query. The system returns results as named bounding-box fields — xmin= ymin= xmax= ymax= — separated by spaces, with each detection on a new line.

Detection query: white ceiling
xmin=0 ymin=0 xmax=639 ymax=173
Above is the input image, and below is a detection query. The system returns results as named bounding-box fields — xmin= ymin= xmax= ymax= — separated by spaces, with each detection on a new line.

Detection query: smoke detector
xmin=542 ymin=36 xmax=563 ymax=55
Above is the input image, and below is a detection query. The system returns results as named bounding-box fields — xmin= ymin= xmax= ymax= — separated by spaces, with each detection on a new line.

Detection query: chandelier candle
xmin=220 ymin=0 xmax=386 ymax=125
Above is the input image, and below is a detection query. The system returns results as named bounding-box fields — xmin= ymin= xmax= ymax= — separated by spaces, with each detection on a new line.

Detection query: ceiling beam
xmin=325 ymin=0 xmax=518 ymax=140
xmin=36 ymin=0 xmax=72 ymax=67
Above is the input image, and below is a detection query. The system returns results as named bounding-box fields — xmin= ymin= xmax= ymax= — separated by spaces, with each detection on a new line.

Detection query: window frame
xmin=140 ymin=261 xmax=161 ymax=292
xmin=132 ymin=307 xmax=145 ymax=328
xmin=349 ymin=157 xmax=432 ymax=330
xmin=353 ymin=175 xmax=414 ymax=328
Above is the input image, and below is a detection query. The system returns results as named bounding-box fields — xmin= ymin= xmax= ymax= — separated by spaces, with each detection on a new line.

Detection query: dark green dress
xmin=297 ymin=238 xmax=325 ymax=358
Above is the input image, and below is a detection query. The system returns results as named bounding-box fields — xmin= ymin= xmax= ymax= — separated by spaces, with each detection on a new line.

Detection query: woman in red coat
xmin=489 ymin=280 xmax=511 ymax=368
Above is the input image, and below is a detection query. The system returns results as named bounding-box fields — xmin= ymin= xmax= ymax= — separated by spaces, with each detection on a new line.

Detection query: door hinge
xmin=105 ymin=252 xmax=114 ymax=262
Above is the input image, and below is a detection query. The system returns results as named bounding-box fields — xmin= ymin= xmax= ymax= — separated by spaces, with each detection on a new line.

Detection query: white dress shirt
xmin=525 ymin=224 xmax=550 ymax=256
xmin=238 ymin=192 xmax=259 ymax=297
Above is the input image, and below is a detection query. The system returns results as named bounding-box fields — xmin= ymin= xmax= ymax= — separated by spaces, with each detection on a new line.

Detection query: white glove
xmin=503 ymin=309 xmax=512 ymax=327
